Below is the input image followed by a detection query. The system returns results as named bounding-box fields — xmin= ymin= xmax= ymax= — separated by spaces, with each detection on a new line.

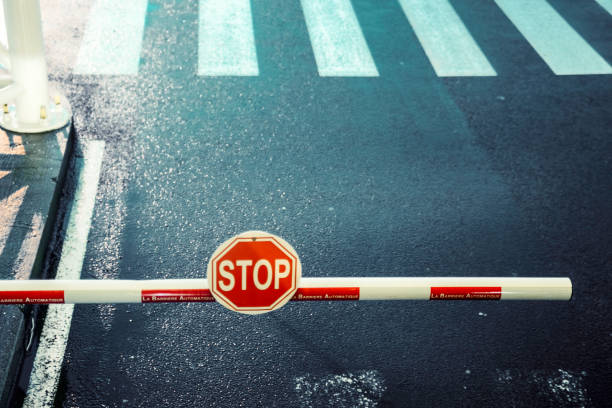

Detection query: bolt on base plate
xmin=0 ymin=88 xmax=71 ymax=134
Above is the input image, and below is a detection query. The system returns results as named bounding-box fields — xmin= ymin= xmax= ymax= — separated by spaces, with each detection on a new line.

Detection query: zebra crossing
xmin=72 ymin=0 xmax=612 ymax=76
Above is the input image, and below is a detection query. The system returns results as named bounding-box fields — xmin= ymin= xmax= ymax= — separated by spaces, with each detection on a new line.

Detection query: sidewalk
xmin=0 ymin=124 xmax=72 ymax=405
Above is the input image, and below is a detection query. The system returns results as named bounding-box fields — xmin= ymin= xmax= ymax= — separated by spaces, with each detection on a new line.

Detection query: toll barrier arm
xmin=0 ymin=277 xmax=572 ymax=304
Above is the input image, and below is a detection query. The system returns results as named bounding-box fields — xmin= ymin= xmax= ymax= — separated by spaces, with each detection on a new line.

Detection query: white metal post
xmin=0 ymin=0 xmax=70 ymax=133
xmin=4 ymin=0 xmax=48 ymax=124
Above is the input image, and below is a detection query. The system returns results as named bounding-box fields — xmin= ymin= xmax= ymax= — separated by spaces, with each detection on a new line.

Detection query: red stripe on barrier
xmin=0 ymin=290 xmax=65 ymax=304
xmin=292 ymin=287 xmax=360 ymax=301
xmin=430 ymin=287 xmax=501 ymax=300
xmin=141 ymin=289 xmax=215 ymax=303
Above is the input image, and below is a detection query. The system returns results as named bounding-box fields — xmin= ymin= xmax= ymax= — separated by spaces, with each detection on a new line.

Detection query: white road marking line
xmin=495 ymin=0 xmax=612 ymax=75
xmin=22 ymin=304 xmax=75 ymax=408
xmin=398 ymin=0 xmax=496 ymax=77
xmin=594 ymin=0 xmax=612 ymax=15
xmin=55 ymin=142 xmax=105 ymax=281
xmin=74 ymin=0 xmax=148 ymax=75
xmin=301 ymin=0 xmax=378 ymax=77
xmin=198 ymin=0 xmax=259 ymax=76
xmin=23 ymin=141 xmax=105 ymax=408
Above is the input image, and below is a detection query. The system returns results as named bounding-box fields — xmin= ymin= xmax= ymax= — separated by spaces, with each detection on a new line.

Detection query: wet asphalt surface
xmin=31 ymin=0 xmax=612 ymax=406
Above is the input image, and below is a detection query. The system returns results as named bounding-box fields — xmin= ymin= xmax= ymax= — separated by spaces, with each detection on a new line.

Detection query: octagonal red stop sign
xmin=207 ymin=231 xmax=301 ymax=314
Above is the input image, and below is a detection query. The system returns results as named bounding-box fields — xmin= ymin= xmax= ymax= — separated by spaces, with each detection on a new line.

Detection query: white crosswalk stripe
xmin=398 ymin=0 xmax=496 ymax=77
xmin=74 ymin=0 xmax=148 ymax=75
xmin=594 ymin=0 xmax=612 ymax=15
xmin=495 ymin=0 xmax=612 ymax=75
xmin=197 ymin=0 xmax=259 ymax=76
xmin=301 ymin=0 xmax=378 ymax=77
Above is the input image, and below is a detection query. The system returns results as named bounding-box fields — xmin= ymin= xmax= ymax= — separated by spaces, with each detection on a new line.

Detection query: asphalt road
xmin=27 ymin=0 xmax=612 ymax=406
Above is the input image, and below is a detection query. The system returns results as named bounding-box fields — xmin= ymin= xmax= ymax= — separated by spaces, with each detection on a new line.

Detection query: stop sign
xmin=207 ymin=231 xmax=301 ymax=314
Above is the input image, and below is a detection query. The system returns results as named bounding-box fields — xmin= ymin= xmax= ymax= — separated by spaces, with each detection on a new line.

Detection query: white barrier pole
xmin=0 ymin=277 xmax=572 ymax=304
xmin=0 ymin=0 xmax=70 ymax=133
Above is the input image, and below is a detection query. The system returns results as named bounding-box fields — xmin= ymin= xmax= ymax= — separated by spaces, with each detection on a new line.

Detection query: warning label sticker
xmin=0 ymin=290 xmax=65 ymax=304
xmin=292 ymin=287 xmax=360 ymax=301
xmin=430 ymin=286 xmax=501 ymax=300
xmin=141 ymin=289 xmax=215 ymax=303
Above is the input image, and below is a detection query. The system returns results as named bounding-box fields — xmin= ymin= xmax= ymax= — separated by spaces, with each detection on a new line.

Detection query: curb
xmin=0 ymin=122 xmax=75 ymax=407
